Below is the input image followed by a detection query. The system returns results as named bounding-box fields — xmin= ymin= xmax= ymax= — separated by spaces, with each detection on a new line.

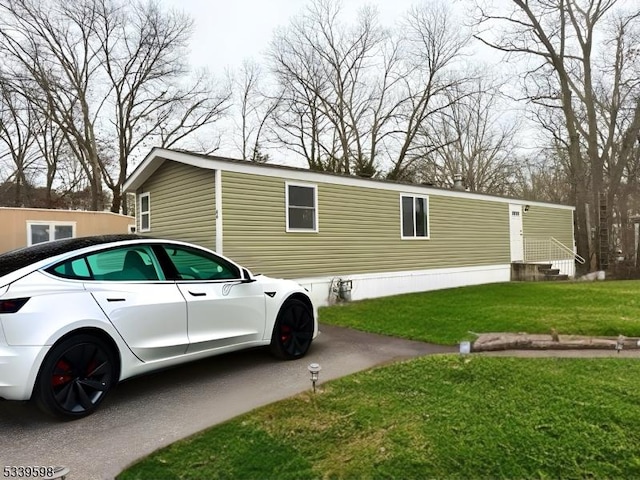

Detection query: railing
xmin=550 ymin=237 xmax=586 ymax=264
xmin=524 ymin=237 xmax=585 ymax=264
xmin=523 ymin=237 xmax=585 ymax=277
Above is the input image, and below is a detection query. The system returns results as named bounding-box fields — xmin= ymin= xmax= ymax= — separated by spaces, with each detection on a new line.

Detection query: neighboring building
xmin=0 ymin=207 xmax=135 ymax=253
xmin=123 ymin=148 xmax=577 ymax=306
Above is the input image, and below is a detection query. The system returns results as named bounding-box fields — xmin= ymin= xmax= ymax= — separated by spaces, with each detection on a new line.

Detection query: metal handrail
xmin=550 ymin=237 xmax=586 ymax=264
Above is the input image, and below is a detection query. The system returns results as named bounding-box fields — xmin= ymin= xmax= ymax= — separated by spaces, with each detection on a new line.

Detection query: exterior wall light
xmin=308 ymin=363 xmax=321 ymax=393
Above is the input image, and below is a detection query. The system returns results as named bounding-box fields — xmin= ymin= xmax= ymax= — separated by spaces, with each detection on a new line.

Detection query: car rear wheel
xmin=34 ymin=334 xmax=116 ymax=420
xmin=270 ymin=298 xmax=314 ymax=360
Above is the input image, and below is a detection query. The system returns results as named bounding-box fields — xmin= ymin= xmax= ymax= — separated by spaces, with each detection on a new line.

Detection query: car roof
xmin=0 ymin=234 xmax=144 ymax=278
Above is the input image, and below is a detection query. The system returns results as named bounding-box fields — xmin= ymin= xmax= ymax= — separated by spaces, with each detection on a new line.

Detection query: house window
xmin=401 ymin=195 xmax=429 ymax=239
xmin=27 ymin=222 xmax=75 ymax=246
xmin=139 ymin=193 xmax=150 ymax=232
xmin=286 ymin=183 xmax=318 ymax=232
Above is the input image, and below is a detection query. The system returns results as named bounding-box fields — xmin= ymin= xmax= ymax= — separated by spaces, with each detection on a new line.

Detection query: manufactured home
xmin=123 ymin=148 xmax=577 ymax=306
xmin=0 ymin=207 xmax=135 ymax=254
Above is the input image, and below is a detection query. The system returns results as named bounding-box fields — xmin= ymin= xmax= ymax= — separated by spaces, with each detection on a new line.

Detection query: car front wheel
xmin=34 ymin=334 xmax=117 ymax=420
xmin=270 ymin=298 xmax=314 ymax=360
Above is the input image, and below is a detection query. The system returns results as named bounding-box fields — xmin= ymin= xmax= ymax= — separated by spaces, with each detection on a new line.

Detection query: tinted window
xmin=48 ymin=245 xmax=163 ymax=281
xmin=161 ymin=245 xmax=240 ymax=281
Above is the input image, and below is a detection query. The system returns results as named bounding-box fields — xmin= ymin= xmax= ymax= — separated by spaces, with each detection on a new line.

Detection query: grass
xmin=118 ymin=281 xmax=640 ymax=479
xmin=119 ymin=355 xmax=640 ymax=479
xmin=319 ymin=281 xmax=640 ymax=344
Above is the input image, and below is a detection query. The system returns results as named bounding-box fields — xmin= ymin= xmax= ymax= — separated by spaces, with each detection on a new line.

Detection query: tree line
xmin=1 ymin=0 xmax=638 ymax=271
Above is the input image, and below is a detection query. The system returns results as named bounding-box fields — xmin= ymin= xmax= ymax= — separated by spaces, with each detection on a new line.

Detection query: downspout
xmin=215 ymin=169 xmax=223 ymax=254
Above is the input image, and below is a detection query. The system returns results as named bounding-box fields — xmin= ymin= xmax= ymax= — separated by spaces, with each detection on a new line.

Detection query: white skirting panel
xmin=294 ymin=264 xmax=512 ymax=308
xmin=551 ymin=259 xmax=576 ymax=277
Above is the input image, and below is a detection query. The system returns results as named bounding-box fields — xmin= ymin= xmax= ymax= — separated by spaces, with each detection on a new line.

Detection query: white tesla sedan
xmin=0 ymin=235 xmax=318 ymax=419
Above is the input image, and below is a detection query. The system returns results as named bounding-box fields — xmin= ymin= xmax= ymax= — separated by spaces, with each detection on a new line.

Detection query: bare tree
xmin=474 ymin=0 xmax=640 ymax=270
xmin=0 ymin=74 xmax=38 ymax=206
xmin=416 ymin=76 xmax=521 ymax=194
xmin=385 ymin=1 xmax=471 ymax=181
xmin=230 ymin=60 xmax=279 ymax=163
xmin=0 ymin=0 xmax=230 ymax=213
xmin=269 ymin=0 xmax=392 ymax=175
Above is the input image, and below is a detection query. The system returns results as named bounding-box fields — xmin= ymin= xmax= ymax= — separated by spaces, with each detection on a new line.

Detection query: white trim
xmin=294 ymin=264 xmax=511 ymax=307
xmin=139 ymin=192 xmax=151 ymax=232
xmin=26 ymin=221 xmax=76 ymax=246
xmin=400 ymin=193 xmax=430 ymax=240
xmin=124 ymin=148 xmax=575 ymax=211
xmin=215 ymin=169 xmax=223 ymax=254
xmin=285 ymin=181 xmax=319 ymax=233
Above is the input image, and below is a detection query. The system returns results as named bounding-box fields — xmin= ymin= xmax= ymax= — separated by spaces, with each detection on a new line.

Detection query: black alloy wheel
xmin=35 ymin=334 xmax=116 ymax=419
xmin=270 ymin=298 xmax=314 ymax=360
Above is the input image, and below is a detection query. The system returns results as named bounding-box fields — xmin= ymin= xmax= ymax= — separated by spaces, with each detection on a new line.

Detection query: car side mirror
xmin=241 ymin=268 xmax=256 ymax=283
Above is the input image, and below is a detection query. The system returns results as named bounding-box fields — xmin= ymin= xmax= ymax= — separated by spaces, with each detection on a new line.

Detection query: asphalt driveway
xmin=0 ymin=325 xmax=454 ymax=480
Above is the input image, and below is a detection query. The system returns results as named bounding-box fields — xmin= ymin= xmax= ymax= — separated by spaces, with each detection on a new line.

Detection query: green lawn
xmin=120 ymin=356 xmax=640 ymax=479
xmin=118 ymin=281 xmax=640 ymax=479
xmin=319 ymin=281 xmax=640 ymax=344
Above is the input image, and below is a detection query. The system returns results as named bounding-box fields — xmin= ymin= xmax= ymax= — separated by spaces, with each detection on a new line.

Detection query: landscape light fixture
xmin=308 ymin=363 xmax=322 ymax=393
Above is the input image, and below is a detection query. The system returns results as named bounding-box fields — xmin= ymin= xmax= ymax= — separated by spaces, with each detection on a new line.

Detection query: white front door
xmin=509 ymin=204 xmax=524 ymax=262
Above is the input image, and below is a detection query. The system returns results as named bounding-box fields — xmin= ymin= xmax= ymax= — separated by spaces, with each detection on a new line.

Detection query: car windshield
xmin=0 ymin=235 xmax=143 ymax=278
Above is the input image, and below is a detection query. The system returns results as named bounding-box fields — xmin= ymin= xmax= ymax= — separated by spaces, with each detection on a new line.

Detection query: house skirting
xmin=294 ymin=264 xmax=511 ymax=308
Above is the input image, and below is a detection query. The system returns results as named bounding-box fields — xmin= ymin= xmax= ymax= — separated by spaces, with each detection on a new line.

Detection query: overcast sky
xmin=159 ymin=0 xmax=418 ymax=74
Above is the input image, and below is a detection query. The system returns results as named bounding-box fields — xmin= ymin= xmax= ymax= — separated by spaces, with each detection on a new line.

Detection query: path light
xmin=308 ymin=363 xmax=322 ymax=393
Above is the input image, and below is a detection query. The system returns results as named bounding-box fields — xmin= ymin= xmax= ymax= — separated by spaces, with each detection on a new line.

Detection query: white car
xmin=0 ymin=235 xmax=318 ymax=419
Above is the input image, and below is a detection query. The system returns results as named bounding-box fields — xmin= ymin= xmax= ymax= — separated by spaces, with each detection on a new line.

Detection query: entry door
xmin=509 ymin=204 xmax=524 ymax=262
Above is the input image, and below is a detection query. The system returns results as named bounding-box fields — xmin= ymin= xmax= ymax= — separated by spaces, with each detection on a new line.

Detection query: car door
xmin=156 ymin=244 xmax=266 ymax=353
xmin=52 ymin=245 xmax=189 ymax=362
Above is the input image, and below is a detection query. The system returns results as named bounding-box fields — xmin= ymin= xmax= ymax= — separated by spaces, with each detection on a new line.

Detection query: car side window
xmin=48 ymin=257 xmax=92 ymax=280
xmin=161 ymin=245 xmax=240 ymax=281
xmin=48 ymin=246 xmax=164 ymax=281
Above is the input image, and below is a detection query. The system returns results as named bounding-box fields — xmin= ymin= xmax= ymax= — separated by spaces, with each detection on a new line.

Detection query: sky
xmin=159 ymin=0 xmax=418 ymax=74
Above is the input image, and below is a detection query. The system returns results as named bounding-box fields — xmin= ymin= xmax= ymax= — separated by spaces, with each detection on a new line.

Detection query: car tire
xmin=34 ymin=334 xmax=117 ymax=420
xmin=270 ymin=298 xmax=314 ymax=360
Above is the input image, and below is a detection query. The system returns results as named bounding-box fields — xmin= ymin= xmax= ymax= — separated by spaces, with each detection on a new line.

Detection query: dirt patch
xmin=472 ymin=333 xmax=640 ymax=352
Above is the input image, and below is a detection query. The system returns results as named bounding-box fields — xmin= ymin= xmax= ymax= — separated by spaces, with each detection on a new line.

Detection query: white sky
xmin=159 ymin=0 xmax=419 ymax=74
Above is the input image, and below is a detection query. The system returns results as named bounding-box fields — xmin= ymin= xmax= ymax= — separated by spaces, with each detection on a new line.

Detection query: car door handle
xmin=107 ymin=298 xmax=126 ymax=302
xmin=188 ymin=291 xmax=207 ymax=297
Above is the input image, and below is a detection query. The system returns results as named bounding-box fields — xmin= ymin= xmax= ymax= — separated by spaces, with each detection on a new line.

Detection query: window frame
xmin=285 ymin=182 xmax=319 ymax=233
xmin=139 ymin=192 xmax=151 ymax=232
xmin=26 ymin=221 xmax=76 ymax=246
xmin=399 ymin=194 xmax=430 ymax=240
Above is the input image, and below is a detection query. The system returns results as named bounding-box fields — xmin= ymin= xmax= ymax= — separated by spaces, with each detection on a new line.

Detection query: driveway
xmin=0 ymin=325 xmax=454 ymax=480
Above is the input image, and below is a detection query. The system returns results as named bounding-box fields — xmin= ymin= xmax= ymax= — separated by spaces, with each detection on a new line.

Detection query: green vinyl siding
xmin=138 ymin=160 xmax=216 ymax=248
xmin=523 ymin=206 xmax=574 ymax=247
xmin=222 ymin=171 xmax=510 ymax=279
xmin=522 ymin=205 xmax=575 ymax=262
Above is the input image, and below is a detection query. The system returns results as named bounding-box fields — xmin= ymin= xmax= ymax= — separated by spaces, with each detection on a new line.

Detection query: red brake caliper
xmin=280 ymin=324 xmax=292 ymax=342
xmin=52 ymin=359 xmax=72 ymax=387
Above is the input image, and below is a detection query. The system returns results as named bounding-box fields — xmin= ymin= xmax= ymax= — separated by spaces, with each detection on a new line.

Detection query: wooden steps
xmin=511 ymin=263 xmax=570 ymax=282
